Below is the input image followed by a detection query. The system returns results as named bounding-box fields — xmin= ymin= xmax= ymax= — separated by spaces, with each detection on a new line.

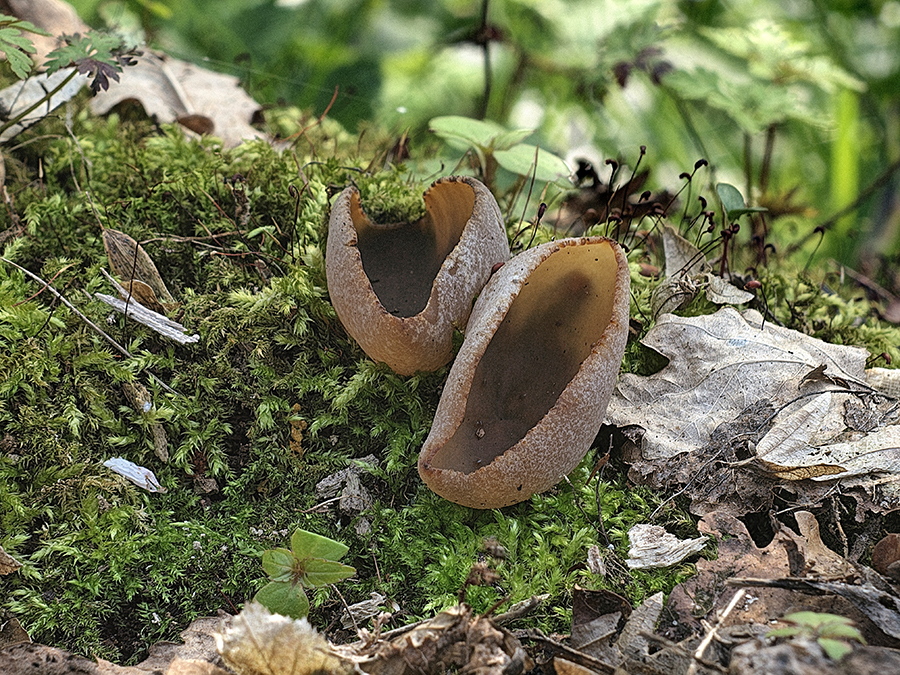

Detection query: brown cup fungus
xmin=326 ymin=176 xmax=510 ymax=376
xmin=418 ymin=237 xmax=631 ymax=509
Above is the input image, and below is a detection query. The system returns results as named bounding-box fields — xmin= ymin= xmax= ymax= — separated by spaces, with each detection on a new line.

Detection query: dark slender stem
xmin=477 ymin=0 xmax=492 ymax=119
xmin=0 ymin=68 xmax=80 ymax=138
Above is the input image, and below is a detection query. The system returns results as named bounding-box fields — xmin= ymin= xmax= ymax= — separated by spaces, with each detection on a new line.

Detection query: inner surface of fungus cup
xmin=418 ymin=236 xmax=631 ymax=509
xmin=326 ymin=176 xmax=509 ymax=376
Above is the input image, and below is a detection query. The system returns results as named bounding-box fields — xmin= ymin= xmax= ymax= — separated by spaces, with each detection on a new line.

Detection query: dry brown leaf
xmin=552 ymin=657 xmax=599 ymax=675
xmin=102 ymin=228 xmax=175 ymax=304
xmin=662 ymin=511 xmax=883 ymax=648
xmin=0 ymin=546 xmax=21 ymax=575
xmin=122 ymin=381 xmax=168 ymax=462
xmin=90 ymin=51 xmax=264 ymax=148
xmin=164 ymin=659 xmax=231 ymax=675
xmin=288 ymin=403 xmax=307 ymax=458
xmin=756 ymin=459 xmax=847 ymax=480
xmin=122 ymin=279 xmax=168 ymax=315
xmin=0 ymin=614 xmax=29 ymax=648
xmin=216 ymin=602 xmax=354 ymax=675
xmin=358 ymin=603 xmax=533 ymax=675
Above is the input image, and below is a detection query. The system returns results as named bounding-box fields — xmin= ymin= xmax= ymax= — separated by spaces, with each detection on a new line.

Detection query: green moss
xmin=2 ymin=108 xmax=897 ymax=664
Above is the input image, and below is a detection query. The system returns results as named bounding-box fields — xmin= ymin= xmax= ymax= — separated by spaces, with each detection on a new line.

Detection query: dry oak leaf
xmin=606 ymin=307 xmax=870 ymax=461
xmin=90 ymin=51 xmax=264 ymax=148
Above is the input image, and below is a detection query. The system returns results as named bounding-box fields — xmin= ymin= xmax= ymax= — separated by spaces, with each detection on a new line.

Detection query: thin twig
xmin=2 ymin=257 xmax=178 ymax=395
xmin=686 ymin=588 xmax=745 ymax=675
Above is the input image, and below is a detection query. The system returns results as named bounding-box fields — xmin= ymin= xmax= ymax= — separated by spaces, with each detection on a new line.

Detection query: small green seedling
xmin=254 ymin=528 xmax=356 ymax=619
xmin=766 ymin=611 xmax=866 ymax=661
xmin=716 ymin=182 xmax=768 ymax=221
xmin=429 ymin=115 xmax=569 ymax=188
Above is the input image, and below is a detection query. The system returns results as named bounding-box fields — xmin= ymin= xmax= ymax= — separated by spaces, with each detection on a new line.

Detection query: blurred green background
xmin=68 ymin=0 xmax=900 ymax=271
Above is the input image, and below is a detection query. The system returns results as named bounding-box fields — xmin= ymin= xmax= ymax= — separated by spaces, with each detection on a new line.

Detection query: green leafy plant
xmin=254 ymin=528 xmax=356 ymax=619
xmin=429 ymin=115 xmax=569 ymax=189
xmin=43 ymin=32 xmax=139 ymax=93
xmin=766 ymin=611 xmax=866 ymax=661
xmin=0 ymin=14 xmax=49 ymax=79
xmin=0 ymin=21 xmax=139 ymax=141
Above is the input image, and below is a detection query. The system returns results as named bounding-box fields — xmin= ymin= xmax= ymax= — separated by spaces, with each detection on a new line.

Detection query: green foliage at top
xmin=57 ymin=0 xmax=900 ymax=272
xmin=0 ymin=14 xmax=48 ymax=79
xmin=254 ymin=528 xmax=355 ymax=619
xmin=430 ymin=115 xmax=570 ymax=189
xmin=44 ymin=32 xmax=139 ymax=93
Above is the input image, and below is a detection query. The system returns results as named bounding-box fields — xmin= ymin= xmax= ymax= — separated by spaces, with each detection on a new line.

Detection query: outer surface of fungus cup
xmin=326 ymin=176 xmax=510 ymax=376
xmin=418 ymin=236 xmax=631 ymax=509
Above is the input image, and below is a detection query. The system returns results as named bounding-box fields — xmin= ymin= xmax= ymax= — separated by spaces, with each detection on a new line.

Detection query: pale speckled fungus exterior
xmin=325 ymin=176 xmax=510 ymax=376
xmin=418 ymin=237 xmax=631 ymax=509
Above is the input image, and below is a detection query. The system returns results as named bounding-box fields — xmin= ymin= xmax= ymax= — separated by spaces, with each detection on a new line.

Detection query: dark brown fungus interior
xmin=351 ymin=181 xmax=475 ymax=318
xmin=429 ymin=242 xmax=619 ymax=474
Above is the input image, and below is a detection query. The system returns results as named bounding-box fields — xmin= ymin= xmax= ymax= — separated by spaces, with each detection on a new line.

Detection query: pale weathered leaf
xmin=606 ymin=307 xmax=868 ymax=460
xmin=662 ymin=226 xmax=707 ymax=278
xmin=103 ymin=457 xmax=166 ymax=493
xmin=625 ymin=524 xmax=708 ymax=569
xmin=216 ymin=602 xmax=354 ymax=675
xmin=705 ymin=273 xmax=755 ymax=305
xmin=91 ymin=51 xmax=264 ymax=148
xmin=0 ymin=68 xmax=89 ymax=143
xmin=867 ymin=367 xmax=900 ymax=398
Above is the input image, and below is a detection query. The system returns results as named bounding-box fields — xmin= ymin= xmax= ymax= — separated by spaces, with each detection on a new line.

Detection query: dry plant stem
xmin=523 ymin=629 xmax=616 ymax=674
xmin=330 ymin=583 xmax=361 ymax=635
xmin=1 ymin=257 xmax=178 ymax=395
xmin=687 ymin=588 xmax=746 ymax=675
xmin=492 ymin=594 xmax=548 ymax=625
xmin=638 ymin=632 xmax=728 ymax=673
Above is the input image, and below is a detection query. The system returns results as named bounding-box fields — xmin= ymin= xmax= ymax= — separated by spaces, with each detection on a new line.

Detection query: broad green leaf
xmin=253 ymin=580 xmax=310 ymax=619
xmin=494 ymin=143 xmax=571 ymax=183
xmin=766 ymin=626 xmax=802 ymax=638
xmin=290 ymin=529 xmax=348 ymax=561
xmin=817 ymin=637 xmax=853 ymax=662
xmin=429 ymin=115 xmax=506 ymax=150
xmin=261 ymin=548 xmax=295 ymax=582
xmin=782 ymin=611 xmax=854 ymax=628
xmin=820 ymin=623 xmax=865 ymax=641
xmin=301 ymin=558 xmax=356 ymax=587
xmin=716 ymin=183 xmax=766 ymax=219
xmin=492 ymin=128 xmax=534 ymax=151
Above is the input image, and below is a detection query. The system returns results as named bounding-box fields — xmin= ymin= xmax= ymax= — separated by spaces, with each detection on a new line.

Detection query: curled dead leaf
xmin=102 ymin=228 xmax=175 ymax=304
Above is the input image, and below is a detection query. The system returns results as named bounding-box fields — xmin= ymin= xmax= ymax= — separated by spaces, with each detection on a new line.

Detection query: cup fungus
xmin=326 ymin=176 xmax=510 ymax=376
xmin=418 ymin=236 xmax=631 ymax=509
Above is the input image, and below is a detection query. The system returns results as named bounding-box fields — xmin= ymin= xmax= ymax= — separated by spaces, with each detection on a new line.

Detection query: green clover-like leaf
xmin=291 ymin=528 xmax=349 ymax=561
xmin=301 ymin=558 xmax=356 ymax=588
xmin=429 ymin=115 xmax=507 ymax=150
xmin=494 ymin=143 xmax=571 ymax=183
xmin=261 ymin=548 xmax=295 ymax=582
xmin=766 ymin=625 xmax=804 ymax=639
xmin=781 ymin=611 xmax=854 ymax=630
xmin=817 ymin=637 xmax=854 ymax=662
xmin=253 ymin=580 xmax=310 ymax=619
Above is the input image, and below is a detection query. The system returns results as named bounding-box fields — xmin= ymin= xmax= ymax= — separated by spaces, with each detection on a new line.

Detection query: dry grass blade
xmin=102 ymin=228 xmax=175 ymax=304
